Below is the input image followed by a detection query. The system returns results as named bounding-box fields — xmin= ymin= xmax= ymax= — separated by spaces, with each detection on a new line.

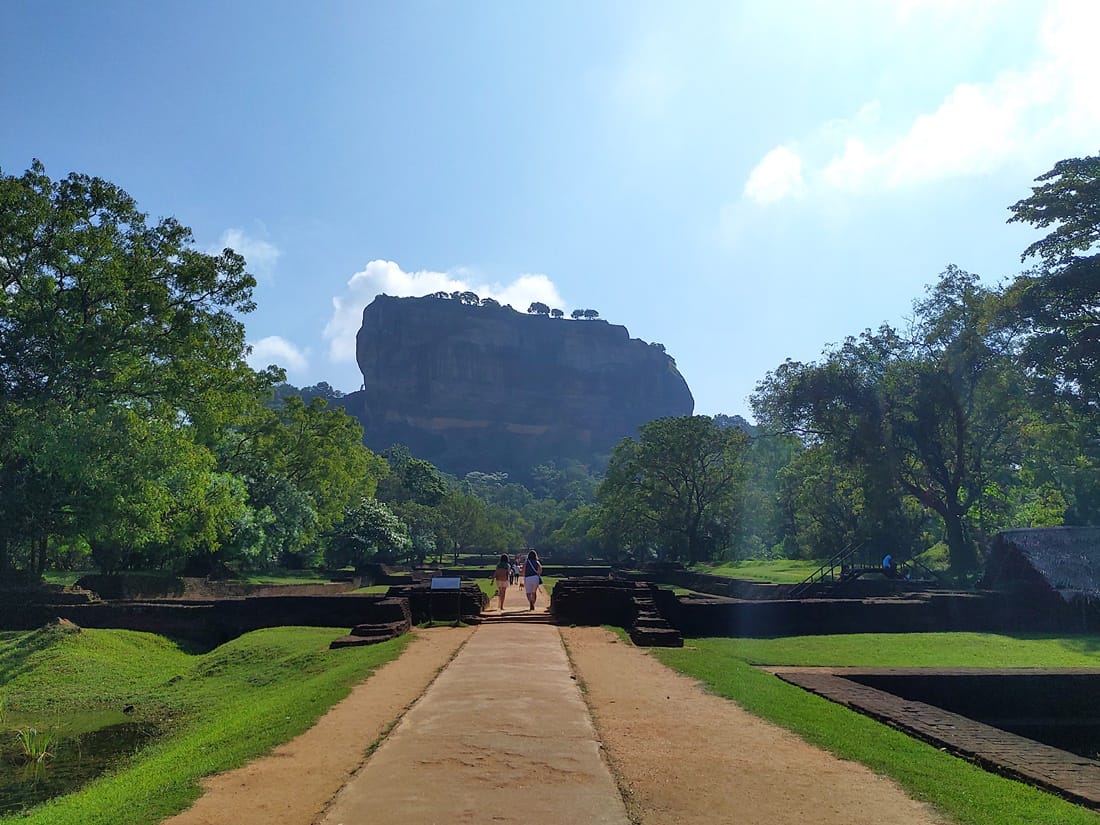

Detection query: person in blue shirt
xmin=882 ymin=553 xmax=897 ymax=578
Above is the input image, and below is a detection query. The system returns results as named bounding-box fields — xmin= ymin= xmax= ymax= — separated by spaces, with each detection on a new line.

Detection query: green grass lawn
xmin=0 ymin=623 xmax=408 ymax=824
xmin=350 ymin=584 xmax=391 ymax=594
xmin=652 ymin=633 xmax=1100 ymax=825
xmin=693 ymin=558 xmax=823 ymax=583
xmin=40 ymin=570 xmax=93 ymax=587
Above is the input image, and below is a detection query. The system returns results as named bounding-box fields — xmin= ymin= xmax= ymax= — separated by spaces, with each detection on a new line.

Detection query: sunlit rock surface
xmin=336 ymin=295 xmax=694 ymax=476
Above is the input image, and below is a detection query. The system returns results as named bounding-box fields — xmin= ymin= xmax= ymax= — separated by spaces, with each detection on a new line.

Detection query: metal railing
xmin=788 ymin=543 xmax=864 ymax=599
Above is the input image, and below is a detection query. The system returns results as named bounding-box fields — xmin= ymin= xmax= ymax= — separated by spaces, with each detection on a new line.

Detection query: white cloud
xmin=211 ymin=228 xmax=281 ymax=279
xmin=740 ymin=0 xmax=1099 ymax=205
xmin=247 ymin=335 xmax=308 ymax=376
xmin=743 ymin=146 xmax=806 ymax=205
xmin=324 ymin=260 xmax=568 ymax=364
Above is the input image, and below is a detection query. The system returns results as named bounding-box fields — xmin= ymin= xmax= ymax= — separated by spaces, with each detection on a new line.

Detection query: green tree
xmin=377 ymin=446 xmax=447 ymax=507
xmin=596 ymin=416 xmax=749 ymax=563
xmin=753 ymin=268 xmax=1035 ymax=574
xmin=0 ymin=162 xmax=267 ymax=573
xmin=1004 ymin=154 xmax=1100 ymax=521
xmin=527 ymin=301 xmax=550 ymax=315
xmin=435 ymin=489 xmax=491 ymax=563
xmin=327 ymin=498 xmax=411 ymax=568
xmin=219 ymin=396 xmax=387 ymax=567
xmin=1006 ymin=153 xmax=1100 ymax=405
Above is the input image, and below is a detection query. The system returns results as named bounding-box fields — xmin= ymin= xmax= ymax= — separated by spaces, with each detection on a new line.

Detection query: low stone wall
xmin=386 ymin=582 xmax=487 ymax=624
xmin=618 ymin=569 xmax=790 ymax=599
xmin=549 ymin=577 xmax=1091 ymax=638
xmin=0 ymin=594 xmax=410 ymax=646
xmin=663 ymin=590 xmax=1088 ymax=638
xmin=621 ymin=568 xmax=919 ymax=600
xmin=550 ymin=578 xmax=639 ymax=627
xmin=76 ymin=574 xmax=362 ymax=601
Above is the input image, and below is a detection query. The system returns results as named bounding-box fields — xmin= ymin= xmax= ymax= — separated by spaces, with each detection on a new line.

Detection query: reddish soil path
xmin=562 ymin=626 xmax=948 ymax=825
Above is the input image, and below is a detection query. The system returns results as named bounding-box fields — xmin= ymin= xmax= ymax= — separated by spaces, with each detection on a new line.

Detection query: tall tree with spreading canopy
xmin=0 ymin=161 xmax=272 ymax=572
xmin=753 ymin=267 xmax=1035 ymax=574
xmin=597 ymin=416 xmax=749 ymax=563
xmin=1006 ymin=154 xmax=1100 ymax=402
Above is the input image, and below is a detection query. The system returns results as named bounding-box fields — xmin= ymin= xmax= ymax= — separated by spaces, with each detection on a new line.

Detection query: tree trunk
xmin=944 ymin=504 xmax=978 ymax=575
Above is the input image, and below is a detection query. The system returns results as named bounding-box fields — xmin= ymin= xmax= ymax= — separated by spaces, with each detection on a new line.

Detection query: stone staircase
xmin=329 ymin=597 xmax=412 ymax=649
xmin=628 ymin=585 xmax=683 ymax=647
xmin=551 ymin=578 xmax=682 ymax=647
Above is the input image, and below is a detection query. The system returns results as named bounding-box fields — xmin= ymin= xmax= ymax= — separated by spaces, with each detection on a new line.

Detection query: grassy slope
xmin=652 ymin=633 xmax=1100 ymax=825
xmin=695 ymin=559 xmax=822 ymax=583
xmin=0 ymin=624 xmax=408 ymax=825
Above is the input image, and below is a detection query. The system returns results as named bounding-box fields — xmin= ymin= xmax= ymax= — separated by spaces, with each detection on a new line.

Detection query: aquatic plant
xmin=15 ymin=727 xmax=56 ymax=762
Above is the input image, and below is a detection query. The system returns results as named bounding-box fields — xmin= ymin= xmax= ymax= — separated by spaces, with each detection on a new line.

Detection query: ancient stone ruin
xmin=335 ymin=295 xmax=694 ymax=476
xmin=983 ymin=526 xmax=1100 ymax=607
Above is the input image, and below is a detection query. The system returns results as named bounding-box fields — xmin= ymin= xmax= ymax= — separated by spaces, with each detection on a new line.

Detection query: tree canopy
xmin=597 ymin=416 xmax=749 ymax=563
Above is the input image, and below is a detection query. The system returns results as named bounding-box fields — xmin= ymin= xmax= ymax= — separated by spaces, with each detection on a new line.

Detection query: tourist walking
xmin=523 ymin=549 xmax=542 ymax=611
xmin=492 ymin=554 xmax=510 ymax=611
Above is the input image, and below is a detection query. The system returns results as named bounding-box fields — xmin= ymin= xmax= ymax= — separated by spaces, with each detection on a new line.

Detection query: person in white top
xmin=522 ymin=549 xmax=542 ymax=611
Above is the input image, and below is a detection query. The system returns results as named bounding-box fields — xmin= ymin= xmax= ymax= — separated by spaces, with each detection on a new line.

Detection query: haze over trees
xmin=2 ymin=153 xmax=1100 ymax=580
xmin=746 ymin=153 xmax=1100 ymax=576
xmin=0 ymin=163 xmax=387 ymax=576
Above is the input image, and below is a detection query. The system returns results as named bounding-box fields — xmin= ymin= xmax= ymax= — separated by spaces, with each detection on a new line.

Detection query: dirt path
xmin=161 ymin=625 xmax=473 ymax=825
xmin=562 ymin=626 xmax=947 ymax=825
xmin=161 ymin=619 xmax=948 ymax=825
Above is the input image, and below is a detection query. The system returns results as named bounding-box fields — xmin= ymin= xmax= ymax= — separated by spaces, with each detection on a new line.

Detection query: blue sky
xmin=3 ymin=0 xmax=1097 ymax=418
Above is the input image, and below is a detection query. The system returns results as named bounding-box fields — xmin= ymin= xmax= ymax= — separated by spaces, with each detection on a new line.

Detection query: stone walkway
xmin=318 ymin=584 xmax=629 ymax=825
xmin=773 ymin=666 xmax=1100 ymax=811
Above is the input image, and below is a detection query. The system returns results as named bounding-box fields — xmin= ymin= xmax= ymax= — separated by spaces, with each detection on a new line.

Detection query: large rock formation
xmin=336 ymin=295 xmax=693 ymax=476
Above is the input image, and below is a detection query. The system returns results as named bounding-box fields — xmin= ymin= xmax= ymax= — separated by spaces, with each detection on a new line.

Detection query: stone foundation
xmin=0 ymin=594 xmax=411 ymax=646
xmin=386 ymin=582 xmax=487 ymax=624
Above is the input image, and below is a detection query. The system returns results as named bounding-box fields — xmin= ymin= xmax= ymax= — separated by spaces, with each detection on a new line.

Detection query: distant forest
xmin=1 ymin=153 xmax=1098 ymax=580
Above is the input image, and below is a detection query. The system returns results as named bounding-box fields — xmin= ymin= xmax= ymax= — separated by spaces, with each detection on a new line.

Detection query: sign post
xmin=430 ymin=576 xmax=462 ymax=626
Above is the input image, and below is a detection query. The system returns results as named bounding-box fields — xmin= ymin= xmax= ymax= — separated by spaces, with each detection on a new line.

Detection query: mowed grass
xmin=0 ymin=623 xmax=409 ymax=825
xmin=695 ymin=558 xmax=823 ymax=583
xmin=652 ymin=633 xmax=1100 ymax=825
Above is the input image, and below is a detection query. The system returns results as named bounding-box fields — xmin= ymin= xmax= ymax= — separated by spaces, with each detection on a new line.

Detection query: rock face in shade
xmin=335 ymin=295 xmax=694 ymax=477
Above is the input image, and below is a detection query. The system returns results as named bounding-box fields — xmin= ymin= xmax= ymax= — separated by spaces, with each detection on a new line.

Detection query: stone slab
xmin=320 ymin=586 xmax=628 ymax=825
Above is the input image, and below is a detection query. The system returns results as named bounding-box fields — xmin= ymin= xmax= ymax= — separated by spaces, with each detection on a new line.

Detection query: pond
xmin=0 ymin=710 xmax=163 ymax=815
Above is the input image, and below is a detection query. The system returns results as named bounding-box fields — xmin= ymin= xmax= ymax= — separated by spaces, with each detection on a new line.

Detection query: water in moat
xmin=0 ymin=710 xmax=163 ymax=815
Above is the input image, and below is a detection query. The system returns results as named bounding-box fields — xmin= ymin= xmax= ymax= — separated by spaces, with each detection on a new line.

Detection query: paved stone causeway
xmin=319 ymin=589 xmax=629 ymax=825
xmin=772 ymin=667 xmax=1100 ymax=810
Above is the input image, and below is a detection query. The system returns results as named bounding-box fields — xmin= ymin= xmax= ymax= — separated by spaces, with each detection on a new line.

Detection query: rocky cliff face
xmin=336 ymin=295 xmax=694 ymax=476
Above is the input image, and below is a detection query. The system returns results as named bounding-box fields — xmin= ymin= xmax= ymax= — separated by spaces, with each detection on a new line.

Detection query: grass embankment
xmin=693 ymin=559 xmax=822 ymax=583
xmin=653 ymin=633 xmax=1100 ymax=825
xmin=0 ymin=623 xmax=408 ymax=825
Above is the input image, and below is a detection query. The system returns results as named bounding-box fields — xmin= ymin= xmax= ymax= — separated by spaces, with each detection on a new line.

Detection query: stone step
xmin=331 ymin=619 xmax=410 ymax=649
xmin=629 ymin=625 xmax=684 ymax=647
xmin=351 ymin=620 xmax=409 ymax=637
xmin=480 ymin=612 xmax=555 ymax=624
